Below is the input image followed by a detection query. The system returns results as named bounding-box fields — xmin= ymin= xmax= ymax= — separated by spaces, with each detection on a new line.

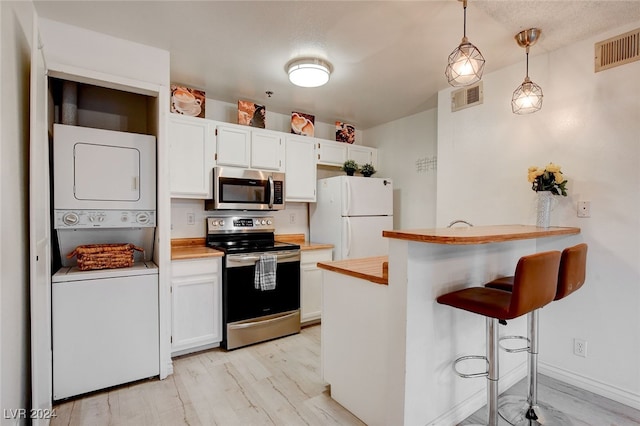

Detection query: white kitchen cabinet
xmin=300 ymin=248 xmax=332 ymax=323
xmin=215 ymin=124 xmax=251 ymax=168
xmin=171 ymin=257 xmax=222 ymax=355
xmin=317 ymin=140 xmax=347 ymax=166
xmin=285 ymin=136 xmax=317 ymax=202
xmin=348 ymin=145 xmax=378 ymax=169
xmin=251 ymin=129 xmax=285 ymax=171
xmin=168 ymin=114 xmax=215 ymax=199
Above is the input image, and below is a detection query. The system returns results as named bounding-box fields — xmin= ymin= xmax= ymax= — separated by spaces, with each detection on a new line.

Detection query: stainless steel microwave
xmin=205 ymin=167 xmax=285 ymax=211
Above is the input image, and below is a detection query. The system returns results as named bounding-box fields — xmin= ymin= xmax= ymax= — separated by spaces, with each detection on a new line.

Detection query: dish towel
xmin=254 ymin=254 xmax=277 ymax=291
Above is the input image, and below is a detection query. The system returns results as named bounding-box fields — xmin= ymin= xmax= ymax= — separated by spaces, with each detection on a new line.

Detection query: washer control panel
xmin=54 ymin=210 xmax=156 ymax=229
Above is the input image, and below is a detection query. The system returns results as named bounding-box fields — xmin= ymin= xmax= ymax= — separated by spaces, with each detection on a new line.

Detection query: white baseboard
xmin=539 ymin=362 xmax=640 ymax=411
xmin=427 ymin=364 xmax=527 ymax=426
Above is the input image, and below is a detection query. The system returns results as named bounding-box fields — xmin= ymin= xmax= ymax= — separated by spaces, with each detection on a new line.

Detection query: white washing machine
xmin=52 ymin=262 xmax=159 ymax=400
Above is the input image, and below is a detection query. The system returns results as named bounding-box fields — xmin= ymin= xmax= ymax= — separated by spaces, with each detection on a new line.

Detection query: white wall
xmin=363 ymin=109 xmax=438 ymax=229
xmin=437 ymin=22 xmax=640 ymax=407
xmin=1 ymin=1 xmax=35 ymax=422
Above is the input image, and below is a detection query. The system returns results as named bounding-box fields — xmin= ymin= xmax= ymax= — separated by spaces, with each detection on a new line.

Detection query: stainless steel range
xmin=206 ymin=216 xmax=301 ymax=350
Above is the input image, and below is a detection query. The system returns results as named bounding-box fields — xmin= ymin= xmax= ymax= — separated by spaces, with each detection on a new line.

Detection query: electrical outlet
xmin=577 ymin=201 xmax=591 ymax=218
xmin=573 ymin=338 xmax=587 ymax=357
xmin=187 ymin=212 xmax=195 ymax=225
xmin=289 ymin=213 xmax=296 ymax=224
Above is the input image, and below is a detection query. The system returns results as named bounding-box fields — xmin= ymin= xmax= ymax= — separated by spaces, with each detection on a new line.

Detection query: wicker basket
xmin=66 ymin=243 xmax=144 ymax=271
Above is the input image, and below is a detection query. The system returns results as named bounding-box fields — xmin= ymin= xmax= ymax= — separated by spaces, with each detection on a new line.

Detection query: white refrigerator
xmin=310 ymin=176 xmax=393 ymax=260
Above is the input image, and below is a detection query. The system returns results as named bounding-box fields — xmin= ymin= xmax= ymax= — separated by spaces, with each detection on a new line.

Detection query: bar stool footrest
xmin=498 ymin=335 xmax=530 ymax=353
xmin=453 ymin=355 xmax=489 ymax=379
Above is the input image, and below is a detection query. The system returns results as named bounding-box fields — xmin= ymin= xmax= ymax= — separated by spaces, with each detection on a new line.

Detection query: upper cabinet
xmin=168 ymin=114 xmax=215 ymax=199
xmin=250 ymin=129 xmax=285 ymax=171
xmin=285 ymin=135 xmax=317 ymax=202
xmin=316 ymin=139 xmax=378 ymax=169
xmin=215 ymin=124 xmax=251 ymax=168
xmin=216 ymin=123 xmax=285 ymax=172
xmin=316 ymin=140 xmax=347 ymax=166
xmin=347 ymin=144 xmax=378 ymax=168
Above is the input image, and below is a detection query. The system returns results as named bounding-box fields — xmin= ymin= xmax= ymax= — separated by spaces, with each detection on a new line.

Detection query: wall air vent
xmin=451 ymin=82 xmax=483 ymax=112
xmin=595 ymin=28 xmax=640 ymax=72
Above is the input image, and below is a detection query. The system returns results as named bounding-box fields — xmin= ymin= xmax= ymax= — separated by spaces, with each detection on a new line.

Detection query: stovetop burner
xmin=206 ymin=216 xmax=300 ymax=254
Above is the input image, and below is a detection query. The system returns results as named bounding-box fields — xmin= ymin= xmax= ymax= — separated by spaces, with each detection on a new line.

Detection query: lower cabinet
xmin=300 ymin=248 xmax=332 ymax=324
xmin=171 ymin=257 xmax=222 ymax=355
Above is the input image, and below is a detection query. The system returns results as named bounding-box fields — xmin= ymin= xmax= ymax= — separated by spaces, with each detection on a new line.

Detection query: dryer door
xmin=74 ymin=143 xmax=140 ymax=202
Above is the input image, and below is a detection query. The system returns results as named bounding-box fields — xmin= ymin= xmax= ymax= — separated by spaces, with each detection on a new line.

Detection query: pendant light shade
xmin=286 ymin=58 xmax=333 ymax=88
xmin=445 ymin=0 xmax=485 ymax=87
xmin=511 ymin=28 xmax=543 ymax=114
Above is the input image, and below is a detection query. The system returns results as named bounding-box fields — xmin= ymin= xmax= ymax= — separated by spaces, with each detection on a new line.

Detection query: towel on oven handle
xmin=254 ymin=254 xmax=277 ymax=291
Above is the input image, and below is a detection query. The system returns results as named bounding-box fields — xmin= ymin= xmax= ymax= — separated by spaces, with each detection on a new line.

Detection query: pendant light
xmin=511 ymin=28 xmax=543 ymax=114
xmin=445 ymin=0 xmax=485 ymax=87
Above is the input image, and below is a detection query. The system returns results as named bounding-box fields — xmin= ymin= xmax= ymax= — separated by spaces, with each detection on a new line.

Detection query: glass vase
xmin=536 ymin=191 xmax=553 ymax=228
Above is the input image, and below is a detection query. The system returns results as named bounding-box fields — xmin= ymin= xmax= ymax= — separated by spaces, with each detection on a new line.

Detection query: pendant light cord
xmin=525 ymin=46 xmax=530 ymax=79
xmin=462 ymin=0 xmax=468 ymax=39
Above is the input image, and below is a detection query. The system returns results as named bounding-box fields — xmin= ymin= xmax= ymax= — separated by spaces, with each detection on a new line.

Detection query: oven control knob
xmin=62 ymin=212 xmax=79 ymax=226
xmin=136 ymin=212 xmax=150 ymax=224
xmin=219 ymin=220 xmax=225 ymax=226
xmin=267 ymin=219 xmax=272 ymax=225
xmin=261 ymin=219 xmax=267 ymax=225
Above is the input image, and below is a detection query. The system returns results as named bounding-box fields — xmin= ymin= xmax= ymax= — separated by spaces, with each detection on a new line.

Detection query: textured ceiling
xmin=33 ymin=1 xmax=640 ymax=129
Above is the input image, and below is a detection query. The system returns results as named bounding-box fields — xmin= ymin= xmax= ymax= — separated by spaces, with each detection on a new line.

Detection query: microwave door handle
xmin=268 ymin=175 xmax=275 ymax=209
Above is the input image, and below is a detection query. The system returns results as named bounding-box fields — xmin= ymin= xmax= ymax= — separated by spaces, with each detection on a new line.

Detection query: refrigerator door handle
xmin=345 ymin=217 xmax=352 ymax=258
xmin=345 ymin=179 xmax=351 ymax=216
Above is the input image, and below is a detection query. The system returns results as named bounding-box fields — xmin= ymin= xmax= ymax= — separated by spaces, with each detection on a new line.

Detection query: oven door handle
xmin=268 ymin=175 xmax=275 ymax=209
xmin=227 ymin=252 xmax=300 ymax=263
xmin=229 ymin=311 xmax=299 ymax=330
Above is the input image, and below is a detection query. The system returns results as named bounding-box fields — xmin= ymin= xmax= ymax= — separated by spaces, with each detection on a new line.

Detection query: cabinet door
xmin=300 ymin=249 xmax=332 ymax=323
xmin=317 ymin=140 xmax=347 ymax=166
xmin=251 ymin=129 xmax=284 ymax=171
xmin=216 ymin=124 xmax=251 ymax=168
xmin=171 ymin=259 xmax=222 ymax=354
xmin=168 ymin=115 xmax=215 ymax=198
xmin=285 ymin=136 xmax=317 ymax=202
xmin=347 ymin=145 xmax=377 ymax=168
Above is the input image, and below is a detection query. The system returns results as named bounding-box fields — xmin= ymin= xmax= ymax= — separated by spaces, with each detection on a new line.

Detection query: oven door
xmin=223 ymin=250 xmax=300 ymax=349
xmin=206 ymin=167 xmax=285 ymax=211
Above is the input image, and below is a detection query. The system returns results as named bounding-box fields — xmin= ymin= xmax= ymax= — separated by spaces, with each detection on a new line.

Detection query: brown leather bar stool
xmin=437 ymin=251 xmax=561 ymax=426
xmin=486 ymin=243 xmax=588 ymax=425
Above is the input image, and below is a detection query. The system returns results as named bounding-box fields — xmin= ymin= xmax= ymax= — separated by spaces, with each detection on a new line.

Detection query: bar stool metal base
xmin=497 ymin=394 xmax=573 ymax=425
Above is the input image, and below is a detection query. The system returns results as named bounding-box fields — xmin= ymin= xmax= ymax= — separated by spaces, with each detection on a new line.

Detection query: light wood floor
xmin=52 ymin=324 xmax=640 ymax=425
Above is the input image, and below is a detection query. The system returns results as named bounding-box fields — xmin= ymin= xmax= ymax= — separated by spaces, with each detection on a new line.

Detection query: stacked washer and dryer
xmin=51 ymin=124 xmax=159 ymax=400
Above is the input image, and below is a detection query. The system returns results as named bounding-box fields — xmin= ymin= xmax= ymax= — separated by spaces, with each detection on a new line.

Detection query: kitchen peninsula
xmin=319 ymin=225 xmax=581 ymax=426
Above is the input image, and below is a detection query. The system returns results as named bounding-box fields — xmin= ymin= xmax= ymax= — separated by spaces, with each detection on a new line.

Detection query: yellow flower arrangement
xmin=527 ymin=162 xmax=568 ymax=196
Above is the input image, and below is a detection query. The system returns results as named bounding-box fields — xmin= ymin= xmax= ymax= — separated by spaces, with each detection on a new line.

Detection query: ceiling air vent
xmin=451 ymin=82 xmax=483 ymax=112
xmin=595 ymin=28 xmax=640 ymax=72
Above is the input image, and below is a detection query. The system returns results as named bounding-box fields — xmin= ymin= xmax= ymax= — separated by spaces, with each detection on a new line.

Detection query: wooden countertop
xmin=275 ymin=233 xmax=334 ymax=251
xmin=171 ymin=238 xmax=224 ymax=260
xmin=382 ymin=225 xmax=580 ymax=245
xmin=317 ymin=256 xmax=388 ymax=285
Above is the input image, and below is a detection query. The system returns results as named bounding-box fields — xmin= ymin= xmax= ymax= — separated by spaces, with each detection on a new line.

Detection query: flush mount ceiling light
xmin=445 ymin=0 xmax=486 ymax=87
xmin=511 ymin=28 xmax=544 ymax=115
xmin=286 ymin=58 xmax=333 ymax=88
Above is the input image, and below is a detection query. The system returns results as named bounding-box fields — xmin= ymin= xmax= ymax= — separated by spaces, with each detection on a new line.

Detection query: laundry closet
xmin=48 ymin=78 xmax=161 ymax=400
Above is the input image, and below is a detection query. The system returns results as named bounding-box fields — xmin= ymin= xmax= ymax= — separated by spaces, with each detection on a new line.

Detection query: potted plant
xmin=342 ymin=160 xmax=358 ymax=176
xmin=360 ymin=163 xmax=376 ymax=177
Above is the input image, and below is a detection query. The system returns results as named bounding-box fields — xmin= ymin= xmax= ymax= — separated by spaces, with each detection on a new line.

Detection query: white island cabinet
xmin=300 ymin=248 xmax=332 ymax=323
xmin=171 ymin=257 xmax=222 ymax=355
xmin=168 ymin=114 xmax=215 ymax=199
xmin=285 ymin=135 xmax=317 ymax=202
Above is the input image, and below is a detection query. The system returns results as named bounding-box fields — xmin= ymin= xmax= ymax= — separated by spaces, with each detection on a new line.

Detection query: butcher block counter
xmin=171 ymin=238 xmax=223 ymax=260
xmin=382 ymin=224 xmax=580 ymax=245
xmin=275 ymin=233 xmax=333 ymax=251
xmin=321 ymin=224 xmax=582 ymax=426
xmin=317 ymin=256 xmax=388 ymax=285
